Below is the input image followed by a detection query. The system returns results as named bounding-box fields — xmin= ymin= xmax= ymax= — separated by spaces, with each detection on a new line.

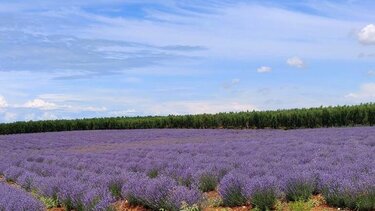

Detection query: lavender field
xmin=0 ymin=127 xmax=374 ymax=211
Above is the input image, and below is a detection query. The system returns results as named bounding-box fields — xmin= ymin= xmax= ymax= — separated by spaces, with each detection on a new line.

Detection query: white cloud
xmin=79 ymin=3 xmax=362 ymax=60
xmin=150 ymin=101 xmax=258 ymax=115
xmin=0 ymin=1 xmax=374 ymax=122
xmin=41 ymin=112 xmax=58 ymax=120
xmin=23 ymin=112 xmax=58 ymax=121
xmin=25 ymin=113 xmax=36 ymax=121
xmin=0 ymin=96 xmax=8 ymax=108
xmin=368 ymin=70 xmax=375 ymax=76
xmin=231 ymin=78 xmax=240 ymax=84
xmin=358 ymin=24 xmax=375 ymax=45
xmin=257 ymin=66 xmax=272 ymax=73
xmin=109 ymin=109 xmax=137 ymax=116
xmin=286 ymin=56 xmax=306 ymax=68
xmin=346 ymin=83 xmax=375 ymax=100
xmin=37 ymin=94 xmax=83 ymax=103
xmin=78 ymin=106 xmax=107 ymax=112
xmin=4 ymin=112 xmax=17 ymax=122
xmin=20 ymin=97 xmax=107 ymax=112
xmin=23 ymin=99 xmax=58 ymax=110
xmin=223 ymin=78 xmax=240 ymax=89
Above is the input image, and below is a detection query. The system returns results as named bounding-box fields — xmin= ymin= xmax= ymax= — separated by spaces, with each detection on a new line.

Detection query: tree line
xmin=0 ymin=103 xmax=374 ymax=135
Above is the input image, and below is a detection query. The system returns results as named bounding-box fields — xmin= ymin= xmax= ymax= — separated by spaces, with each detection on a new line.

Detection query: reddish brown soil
xmin=204 ymin=191 xmax=220 ymax=199
xmin=114 ymin=200 xmax=148 ymax=211
xmin=202 ymin=191 xmax=251 ymax=211
xmin=204 ymin=206 xmax=250 ymax=211
xmin=310 ymin=195 xmax=344 ymax=211
xmin=0 ymin=175 xmax=21 ymax=188
xmin=48 ymin=208 xmax=65 ymax=211
xmin=311 ymin=206 xmax=340 ymax=211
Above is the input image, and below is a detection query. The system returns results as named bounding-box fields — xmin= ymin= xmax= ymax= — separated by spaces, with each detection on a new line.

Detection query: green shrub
xmin=127 ymin=195 xmax=142 ymax=206
xmin=198 ymin=173 xmax=218 ymax=192
xmin=222 ymin=186 xmax=248 ymax=207
xmin=147 ymin=169 xmax=159 ymax=178
xmin=322 ymin=187 xmax=356 ymax=209
xmin=108 ymin=182 xmax=122 ymax=199
xmin=178 ymin=177 xmax=193 ymax=187
xmin=322 ymin=187 xmax=375 ymax=210
xmin=251 ymin=188 xmax=277 ymax=211
xmin=355 ymin=189 xmax=375 ymax=211
xmin=285 ymin=180 xmax=315 ymax=202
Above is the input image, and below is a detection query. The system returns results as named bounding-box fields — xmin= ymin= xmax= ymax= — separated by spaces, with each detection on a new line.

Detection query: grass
xmin=288 ymin=200 xmax=314 ymax=211
xmin=38 ymin=196 xmax=60 ymax=209
xmin=180 ymin=202 xmax=201 ymax=211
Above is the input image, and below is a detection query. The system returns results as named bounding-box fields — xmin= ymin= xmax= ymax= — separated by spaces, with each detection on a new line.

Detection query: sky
xmin=0 ymin=0 xmax=374 ymax=123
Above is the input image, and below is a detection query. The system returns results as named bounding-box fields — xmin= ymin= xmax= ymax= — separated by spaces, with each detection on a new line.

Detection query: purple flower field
xmin=0 ymin=127 xmax=374 ymax=210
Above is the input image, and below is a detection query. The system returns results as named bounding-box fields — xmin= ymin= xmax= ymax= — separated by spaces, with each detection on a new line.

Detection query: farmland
xmin=0 ymin=127 xmax=374 ymax=210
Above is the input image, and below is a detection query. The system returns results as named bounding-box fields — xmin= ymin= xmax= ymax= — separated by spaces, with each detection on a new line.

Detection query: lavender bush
xmin=219 ymin=172 xmax=250 ymax=206
xmin=284 ymin=178 xmax=315 ymax=202
xmin=0 ymin=127 xmax=373 ymax=210
xmin=250 ymin=188 xmax=277 ymax=210
xmin=0 ymin=182 xmax=44 ymax=211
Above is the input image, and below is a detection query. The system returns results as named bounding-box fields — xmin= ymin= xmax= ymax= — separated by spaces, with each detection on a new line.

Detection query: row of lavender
xmin=0 ymin=128 xmax=374 ymax=210
xmin=0 ymin=182 xmax=44 ymax=211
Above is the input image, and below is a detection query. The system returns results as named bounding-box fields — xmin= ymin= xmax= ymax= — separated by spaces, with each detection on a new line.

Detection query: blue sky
xmin=0 ymin=0 xmax=374 ymax=122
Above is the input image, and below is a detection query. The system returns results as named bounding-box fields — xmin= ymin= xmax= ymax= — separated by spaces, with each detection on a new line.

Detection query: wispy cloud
xmin=23 ymin=99 xmax=58 ymax=110
xmin=4 ymin=112 xmax=17 ymax=122
xmin=0 ymin=31 xmax=203 ymax=77
xmin=257 ymin=66 xmax=272 ymax=73
xmin=346 ymin=83 xmax=375 ymax=100
xmin=286 ymin=57 xmax=306 ymax=68
xmin=108 ymin=109 xmax=137 ymax=117
xmin=358 ymin=24 xmax=375 ymax=45
xmin=13 ymin=97 xmax=107 ymax=113
xmin=358 ymin=52 xmax=375 ymax=58
xmin=0 ymin=96 xmax=8 ymax=108
xmin=0 ymin=0 xmax=374 ymax=122
xmin=149 ymin=100 xmax=258 ymax=115
xmin=223 ymin=78 xmax=240 ymax=89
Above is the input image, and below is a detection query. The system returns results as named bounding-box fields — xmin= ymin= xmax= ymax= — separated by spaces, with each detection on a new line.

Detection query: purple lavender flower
xmin=0 ymin=182 xmax=44 ymax=211
xmin=0 ymin=127 xmax=373 ymax=210
xmin=166 ymin=186 xmax=202 ymax=210
xmin=218 ymin=171 xmax=250 ymax=206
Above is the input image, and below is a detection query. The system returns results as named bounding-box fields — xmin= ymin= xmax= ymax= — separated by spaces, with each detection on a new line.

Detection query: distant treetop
xmin=0 ymin=103 xmax=374 ymax=135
